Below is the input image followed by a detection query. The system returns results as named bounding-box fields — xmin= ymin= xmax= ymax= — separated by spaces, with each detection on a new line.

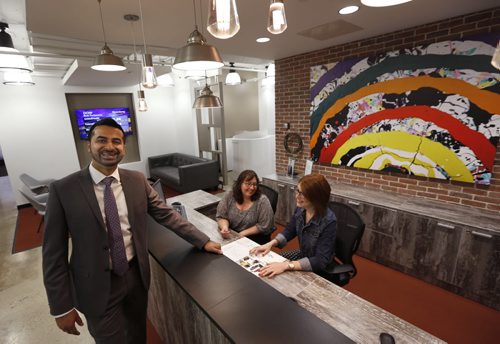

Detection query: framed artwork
xmin=310 ymin=33 xmax=500 ymax=185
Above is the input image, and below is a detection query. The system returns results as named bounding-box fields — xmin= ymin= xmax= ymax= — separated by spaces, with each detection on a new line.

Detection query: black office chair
xmin=247 ymin=184 xmax=279 ymax=245
xmin=151 ymin=179 xmax=166 ymax=204
xmin=259 ymin=184 xmax=278 ymax=213
xmin=320 ymin=201 xmax=365 ymax=287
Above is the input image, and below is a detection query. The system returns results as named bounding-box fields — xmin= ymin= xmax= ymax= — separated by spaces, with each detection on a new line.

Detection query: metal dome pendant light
xmin=193 ymin=74 xmax=222 ymax=109
xmin=174 ymin=0 xmax=224 ymax=71
xmin=207 ymin=0 xmax=240 ymax=39
xmin=92 ymin=0 xmax=126 ymax=71
xmin=0 ymin=22 xmax=33 ymax=73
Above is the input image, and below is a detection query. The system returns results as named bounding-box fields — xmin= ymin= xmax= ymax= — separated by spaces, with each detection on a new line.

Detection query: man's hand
xmin=55 ymin=309 xmax=84 ymax=335
xmin=203 ymin=240 xmax=223 ymax=254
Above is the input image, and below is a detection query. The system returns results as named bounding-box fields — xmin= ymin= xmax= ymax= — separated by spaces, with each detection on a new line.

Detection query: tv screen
xmin=75 ymin=107 xmax=133 ymax=140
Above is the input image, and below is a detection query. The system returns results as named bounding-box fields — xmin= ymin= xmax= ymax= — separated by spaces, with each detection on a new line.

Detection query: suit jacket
xmin=42 ymin=167 xmax=210 ymax=317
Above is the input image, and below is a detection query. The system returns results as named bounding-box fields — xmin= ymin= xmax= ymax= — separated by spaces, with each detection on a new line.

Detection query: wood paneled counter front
xmin=147 ymin=190 xmax=444 ymax=343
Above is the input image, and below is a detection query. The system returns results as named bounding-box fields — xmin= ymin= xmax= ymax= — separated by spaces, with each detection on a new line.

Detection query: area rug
xmin=12 ymin=207 xmax=44 ymax=254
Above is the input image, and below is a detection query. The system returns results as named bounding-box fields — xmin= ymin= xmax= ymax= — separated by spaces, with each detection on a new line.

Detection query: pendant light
xmin=193 ymin=75 xmax=222 ymax=108
xmin=267 ymin=0 xmax=287 ymax=35
xmin=207 ymin=0 xmax=240 ymax=39
xmin=3 ymin=70 xmax=35 ymax=86
xmin=92 ymin=0 xmax=126 ymax=71
xmin=138 ymin=0 xmax=157 ymax=88
xmin=137 ymin=90 xmax=148 ymax=111
xmin=174 ymin=0 xmax=224 ymax=71
xmin=492 ymin=41 xmax=500 ymax=70
xmin=141 ymin=53 xmax=157 ymax=88
xmin=0 ymin=22 xmax=33 ymax=73
xmin=125 ymin=14 xmax=148 ymax=112
xmin=361 ymin=0 xmax=412 ymax=7
xmin=225 ymin=62 xmax=241 ymax=85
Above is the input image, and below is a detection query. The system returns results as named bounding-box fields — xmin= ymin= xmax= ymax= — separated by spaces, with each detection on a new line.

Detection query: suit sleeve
xmin=145 ymin=180 xmax=210 ymax=249
xmin=42 ymin=182 xmax=74 ymax=316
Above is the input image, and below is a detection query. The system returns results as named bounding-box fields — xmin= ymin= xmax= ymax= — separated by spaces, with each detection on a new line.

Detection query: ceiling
xmin=1 ymin=0 xmax=498 ymax=86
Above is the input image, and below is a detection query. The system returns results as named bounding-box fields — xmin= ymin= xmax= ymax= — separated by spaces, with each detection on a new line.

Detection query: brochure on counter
xmin=222 ymin=237 xmax=286 ymax=276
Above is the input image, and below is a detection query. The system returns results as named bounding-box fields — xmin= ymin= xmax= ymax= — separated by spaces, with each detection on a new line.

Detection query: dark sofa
xmin=148 ymin=153 xmax=219 ymax=193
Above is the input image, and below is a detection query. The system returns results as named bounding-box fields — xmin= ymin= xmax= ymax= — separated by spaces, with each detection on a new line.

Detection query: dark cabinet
xmin=414 ymin=219 xmax=462 ymax=286
xmin=262 ymin=179 xmax=296 ymax=226
xmin=453 ymin=229 xmax=500 ymax=309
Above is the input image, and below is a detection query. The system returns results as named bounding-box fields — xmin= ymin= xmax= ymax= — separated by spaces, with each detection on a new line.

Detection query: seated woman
xmin=250 ymin=174 xmax=336 ymax=277
xmin=216 ymin=170 xmax=275 ymax=244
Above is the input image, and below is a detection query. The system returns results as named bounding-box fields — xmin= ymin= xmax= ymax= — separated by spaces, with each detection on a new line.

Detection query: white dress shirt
xmin=89 ymin=164 xmax=135 ymax=263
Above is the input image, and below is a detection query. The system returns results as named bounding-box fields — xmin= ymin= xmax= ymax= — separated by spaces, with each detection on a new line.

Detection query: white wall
xmin=0 ymin=76 xmax=196 ymax=205
xmin=258 ymin=73 xmax=276 ymax=135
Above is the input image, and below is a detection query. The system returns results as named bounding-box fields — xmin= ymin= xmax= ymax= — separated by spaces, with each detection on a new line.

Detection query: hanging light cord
xmin=192 ymin=0 xmax=198 ymax=29
xmin=199 ymin=0 xmax=204 ymax=34
xmin=138 ymin=0 xmax=148 ymax=54
xmin=128 ymin=20 xmax=143 ymax=90
xmin=97 ymin=0 xmax=108 ymax=44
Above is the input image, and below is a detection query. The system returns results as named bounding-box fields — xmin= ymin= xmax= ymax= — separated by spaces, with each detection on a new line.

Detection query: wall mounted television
xmin=75 ymin=107 xmax=133 ymax=140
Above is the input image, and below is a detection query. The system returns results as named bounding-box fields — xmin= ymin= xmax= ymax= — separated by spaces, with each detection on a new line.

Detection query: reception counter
xmin=147 ymin=190 xmax=444 ymax=343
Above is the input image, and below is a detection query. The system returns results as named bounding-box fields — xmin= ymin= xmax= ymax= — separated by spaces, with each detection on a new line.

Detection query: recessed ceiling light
xmin=361 ymin=0 xmax=412 ymax=7
xmin=256 ymin=37 xmax=271 ymax=43
xmin=339 ymin=5 xmax=359 ymax=15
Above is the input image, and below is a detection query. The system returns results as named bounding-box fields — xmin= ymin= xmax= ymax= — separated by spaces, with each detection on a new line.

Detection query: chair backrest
xmin=19 ymin=173 xmax=53 ymax=193
xmin=151 ymin=179 xmax=166 ymax=203
xmin=19 ymin=173 xmax=39 ymax=188
xmin=19 ymin=188 xmax=47 ymax=215
xmin=259 ymin=184 xmax=278 ymax=214
xmin=328 ymin=201 xmax=365 ymax=277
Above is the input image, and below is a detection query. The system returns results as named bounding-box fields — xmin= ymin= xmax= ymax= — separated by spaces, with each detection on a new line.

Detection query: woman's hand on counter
xmin=220 ymin=228 xmax=231 ymax=239
xmin=203 ymin=240 xmax=223 ymax=254
xmin=258 ymin=262 xmax=288 ymax=278
xmin=249 ymin=241 xmax=273 ymax=257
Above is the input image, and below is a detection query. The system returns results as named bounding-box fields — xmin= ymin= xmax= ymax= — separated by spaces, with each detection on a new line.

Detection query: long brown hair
xmin=232 ymin=170 xmax=261 ymax=204
xmin=298 ymin=174 xmax=331 ymax=216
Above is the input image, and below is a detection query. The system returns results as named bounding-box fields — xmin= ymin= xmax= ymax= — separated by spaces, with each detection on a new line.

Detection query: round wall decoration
xmin=284 ymin=133 xmax=303 ymax=155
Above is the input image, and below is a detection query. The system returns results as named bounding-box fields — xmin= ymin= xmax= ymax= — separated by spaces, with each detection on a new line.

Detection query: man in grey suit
xmin=42 ymin=118 xmax=222 ymax=343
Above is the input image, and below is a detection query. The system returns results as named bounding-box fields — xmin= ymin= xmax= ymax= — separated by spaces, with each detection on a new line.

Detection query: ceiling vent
xmin=297 ymin=19 xmax=363 ymax=41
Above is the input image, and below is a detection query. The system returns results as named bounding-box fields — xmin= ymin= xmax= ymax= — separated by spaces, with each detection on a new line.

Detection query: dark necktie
xmin=102 ymin=176 xmax=128 ymax=276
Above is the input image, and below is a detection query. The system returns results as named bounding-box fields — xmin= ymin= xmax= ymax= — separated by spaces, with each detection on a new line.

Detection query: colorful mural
xmin=310 ymin=33 xmax=500 ymax=185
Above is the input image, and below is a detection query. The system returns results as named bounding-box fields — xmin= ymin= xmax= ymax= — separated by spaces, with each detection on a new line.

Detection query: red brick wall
xmin=275 ymin=7 xmax=500 ymax=214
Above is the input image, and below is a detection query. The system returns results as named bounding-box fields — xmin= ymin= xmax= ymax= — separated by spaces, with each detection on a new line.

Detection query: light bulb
xmin=137 ymin=90 xmax=148 ymax=112
xmin=141 ymin=54 xmax=157 ymax=88
xmin=225 ymin=62 xmax=241 ymax=85
xmin=267 ymin=0 xmax=287 ymax=35
xmin=207 ymin=0 xmax=240 ymax=39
